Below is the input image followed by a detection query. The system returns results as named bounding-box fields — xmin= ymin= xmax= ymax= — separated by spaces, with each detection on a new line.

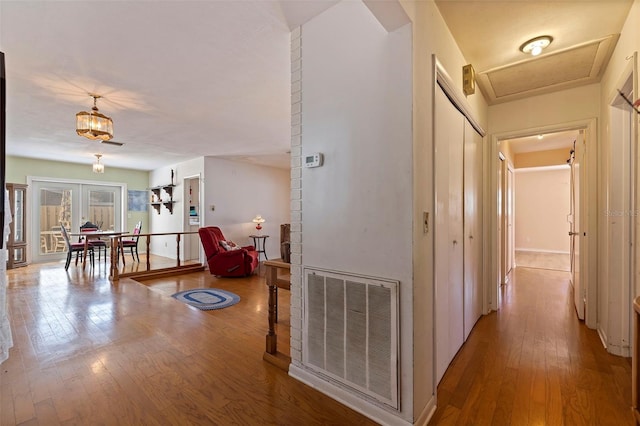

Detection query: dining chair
xmin=60 ymin=224 xmax=94 ymax=270
xmin=121 ymin=221 xmax=142 ymax=262
xmin=40 ymin=235 xmax=49 ymax=253
xmin=50 ymin=226 xmax=67 ymax=253
xmin=79 ymin=221 xmax=107 ymax=262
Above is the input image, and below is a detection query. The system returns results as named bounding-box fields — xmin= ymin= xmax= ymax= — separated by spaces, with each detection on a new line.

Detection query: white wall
xmin=149 ymin=157 xmax=289 ymax=261
xmin=202 ymin=157 xmax=290 ymax=260
xmin=297 ymin=1 xmax=413 ymax=423
xmin=514 ymin=167 xmax=571 ymax=253
xmin=489 ymin=84 xmax=601 ymax=134
xmin=149 ymin=157 xmax=205 ymax=258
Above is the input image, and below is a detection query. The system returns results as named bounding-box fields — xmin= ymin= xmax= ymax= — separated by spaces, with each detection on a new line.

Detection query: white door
xmin=463 ymin=119 xmax=483 ymax=340
xmin=435 ymin=86 xmax=464 ymax=383
xmin=507 ymin=166 xmax=514 ymax=274
xmin=500 ymin=157 xmax=509 ymax=284
xmin=570 ymin=135 xmax=586 ymax=319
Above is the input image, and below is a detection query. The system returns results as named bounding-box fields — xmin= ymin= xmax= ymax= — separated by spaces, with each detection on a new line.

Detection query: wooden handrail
xmin=110 ymin=231 xmax=203 ymax=282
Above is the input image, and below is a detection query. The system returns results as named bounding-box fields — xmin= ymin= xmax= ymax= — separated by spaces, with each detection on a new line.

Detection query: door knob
xmin=568 ymin=231 xmax=579 ymax=236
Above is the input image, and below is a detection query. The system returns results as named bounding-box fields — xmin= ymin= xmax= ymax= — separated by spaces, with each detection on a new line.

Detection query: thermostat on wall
xmin=304 ymin=152 xmax=324 ymax=168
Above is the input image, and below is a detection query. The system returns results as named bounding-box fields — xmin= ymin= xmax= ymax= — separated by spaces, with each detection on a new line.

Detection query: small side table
xmin=250 ymin=234 xmax=269 ymax=261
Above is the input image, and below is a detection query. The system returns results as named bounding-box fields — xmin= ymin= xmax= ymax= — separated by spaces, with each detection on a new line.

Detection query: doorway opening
xmin=183 ymin=175 xmax=201 ymax=263
xmin=489 ymin=119 xmax=596 ymax=327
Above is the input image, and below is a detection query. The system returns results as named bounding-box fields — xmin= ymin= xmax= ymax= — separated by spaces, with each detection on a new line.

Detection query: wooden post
xmin=266 ymin=275 xmax=278 ymax=354
xmin=111 ymin=235 xmax=120 ymax=281
xmin=176 ymin=234 xmax=181 ymax=267
xmin=145 ymin=235 xmax=151 ymax=271
xmin=263 ymin=259 xmax=291 ymax=371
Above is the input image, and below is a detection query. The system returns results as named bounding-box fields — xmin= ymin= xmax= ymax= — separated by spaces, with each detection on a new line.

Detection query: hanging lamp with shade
xmin=76 ymin=94 xmax=113 ymax=141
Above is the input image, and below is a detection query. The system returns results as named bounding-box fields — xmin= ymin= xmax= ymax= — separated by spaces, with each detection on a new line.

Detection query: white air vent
xmin=303 ymin=267 xmax=399 ymax=409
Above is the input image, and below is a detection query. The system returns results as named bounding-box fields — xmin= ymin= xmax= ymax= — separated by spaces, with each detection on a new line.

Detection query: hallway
xmin=429 ymin=267 xmax=633 ymax=425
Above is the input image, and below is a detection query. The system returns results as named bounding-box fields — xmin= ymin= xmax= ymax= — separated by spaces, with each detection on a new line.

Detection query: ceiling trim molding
xmin=477 ymin=34 xmax=620 ymax=105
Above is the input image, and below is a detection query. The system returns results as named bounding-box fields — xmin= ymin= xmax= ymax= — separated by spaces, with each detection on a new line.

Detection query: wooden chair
xmin=121 ymin=221 xmax=142 ymax=262
xmin=60 ymin=224 xmax=94 ymax=270
xmin=79 ymin=221 xmax=107 ymax=262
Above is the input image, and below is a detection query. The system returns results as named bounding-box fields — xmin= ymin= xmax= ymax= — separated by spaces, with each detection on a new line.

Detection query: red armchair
xmin=198 ymin=226 xmax=259 ymax=277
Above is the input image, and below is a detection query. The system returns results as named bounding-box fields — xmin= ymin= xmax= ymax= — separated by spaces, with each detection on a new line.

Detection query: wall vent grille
xmin=303 ymin=267 xmax=399 ymax=409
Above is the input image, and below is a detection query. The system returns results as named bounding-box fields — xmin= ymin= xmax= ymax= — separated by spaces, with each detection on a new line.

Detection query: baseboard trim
xmin=414 ymin=394 xmax=437 ymax=425
xmin=515 ymin=248 xmax=570 ymax=255
xmin=289 ymin=364 xmax=412 ymax=426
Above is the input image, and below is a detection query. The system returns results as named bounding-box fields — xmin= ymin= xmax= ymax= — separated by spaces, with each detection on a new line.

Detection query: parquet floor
xmin=1 ymin=258 xmax=375 ymax=425
xmin=429 ymin=267 xmax=634 ymax=425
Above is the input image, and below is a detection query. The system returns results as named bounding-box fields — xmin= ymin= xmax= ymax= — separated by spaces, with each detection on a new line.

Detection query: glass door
xmin=30 ymin=179 xmax=124 ymax=263
xmin=82 ymin=185 xmax=121 ymax=231
xmin=33 ymin=182 xmax=80 ymax=263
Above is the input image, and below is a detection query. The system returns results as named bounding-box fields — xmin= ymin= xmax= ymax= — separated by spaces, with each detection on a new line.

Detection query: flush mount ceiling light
xmin=76 ymin=94 xmax=113 ymax=141
xmin=93 ymin=154 xmax=104 ymax=173
xmin=520 ymin=35 xmax=553 ymax=56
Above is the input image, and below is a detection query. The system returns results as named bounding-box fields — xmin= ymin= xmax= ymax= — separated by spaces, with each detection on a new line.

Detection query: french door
xmin=29 ymin=178 xmax=124 ymax=263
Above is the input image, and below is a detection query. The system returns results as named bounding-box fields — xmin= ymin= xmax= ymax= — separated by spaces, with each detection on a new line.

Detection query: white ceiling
xmin=1 ymin=1 xmax=634 ymax=171
xmin=435 ymin=0 xmax=633 ymax=104
xmin=0 ymin=1 xmax=311 ymax=171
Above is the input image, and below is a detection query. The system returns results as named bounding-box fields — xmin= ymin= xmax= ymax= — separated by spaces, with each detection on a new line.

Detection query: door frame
xmin=487 ymin=118 xmax=597 ymax=328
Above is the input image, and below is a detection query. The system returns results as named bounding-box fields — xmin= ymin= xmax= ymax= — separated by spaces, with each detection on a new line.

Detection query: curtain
xmin=0 ymin=188 xmax=13 ymax=364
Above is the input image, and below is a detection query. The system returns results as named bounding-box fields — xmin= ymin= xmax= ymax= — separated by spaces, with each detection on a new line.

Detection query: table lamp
xmin=252 ymin=215 xmax=265 ymax=231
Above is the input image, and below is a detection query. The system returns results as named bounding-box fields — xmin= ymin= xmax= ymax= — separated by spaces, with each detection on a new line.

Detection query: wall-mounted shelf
xmin=149 ymin=184 xmax=176 ymax=214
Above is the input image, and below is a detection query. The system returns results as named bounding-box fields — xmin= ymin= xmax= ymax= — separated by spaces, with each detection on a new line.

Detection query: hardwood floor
xmin=429 ymin=267 xmax=634 ymax=425
xmin=1 ymin=259 xmax=375 ymax=425
xmin=2 ymin=260 xmax=634 ymax=425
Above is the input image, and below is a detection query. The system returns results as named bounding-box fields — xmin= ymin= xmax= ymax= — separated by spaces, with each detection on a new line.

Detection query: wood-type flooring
xmin=1 ymin=259 xmax=375 ymax=425
xmin=429 ymin=267 xmax=633 ymax=425
xmin=1 ymin=259 xmax=634 ymax=425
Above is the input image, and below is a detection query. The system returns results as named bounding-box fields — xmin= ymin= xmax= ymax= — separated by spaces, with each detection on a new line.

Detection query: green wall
xmin=6 ymin=155 xmax=150 ymax=232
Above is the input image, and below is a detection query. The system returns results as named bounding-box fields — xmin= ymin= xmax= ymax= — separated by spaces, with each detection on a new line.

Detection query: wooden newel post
xmin=263 ymin=260 xmax=291 ymax=371
xmin=266 ymin=280 xmax=278 ymax=354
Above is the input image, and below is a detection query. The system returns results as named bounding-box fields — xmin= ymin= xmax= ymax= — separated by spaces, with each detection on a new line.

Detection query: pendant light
xmin=76 ymin=94 xmax=113 ymax=141
xmin=93 ymin=154 xmax=105 ymax=173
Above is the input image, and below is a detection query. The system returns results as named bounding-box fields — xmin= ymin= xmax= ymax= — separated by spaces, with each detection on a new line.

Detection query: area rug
xmin=171 ymin=288 xmax=240 ymax=311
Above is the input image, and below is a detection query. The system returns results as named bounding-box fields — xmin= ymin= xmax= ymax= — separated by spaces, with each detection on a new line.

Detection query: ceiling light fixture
xmin=520 ymin=36 xmax=553 ymax=56
xmin=93 ymin=154 xmax=105 ymax=173
xmin=76 ymin=94 xmax=113 ymax=141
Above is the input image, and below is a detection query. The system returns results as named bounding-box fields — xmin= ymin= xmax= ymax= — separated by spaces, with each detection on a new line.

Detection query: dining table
xmin=69 ymin=230 xmax=127 ymax=270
